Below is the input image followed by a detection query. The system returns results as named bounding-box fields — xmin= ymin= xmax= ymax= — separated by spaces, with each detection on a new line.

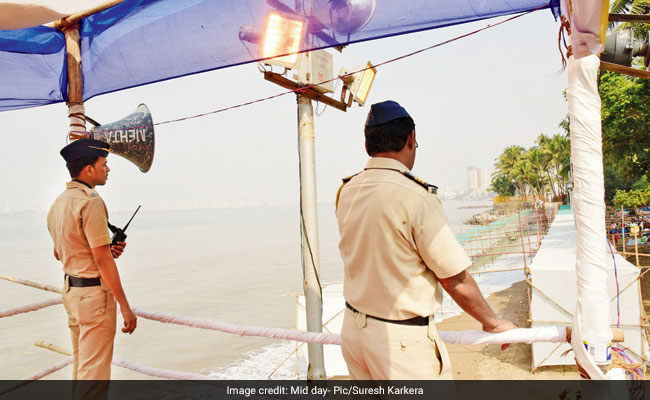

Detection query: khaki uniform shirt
xmin=47 ymin=181 xmax=111 ymax=278
xmin=336 ymin=157 xmax=471 ymax=320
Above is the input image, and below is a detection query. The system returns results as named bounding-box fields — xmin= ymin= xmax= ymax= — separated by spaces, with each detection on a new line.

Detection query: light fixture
xmin=339 ymin=62 xmax=376 ymax=106
xmin=259 ymin=12 xmax=307 ymax=69
xmin=295 ymin=0 xmax=376 ymax=35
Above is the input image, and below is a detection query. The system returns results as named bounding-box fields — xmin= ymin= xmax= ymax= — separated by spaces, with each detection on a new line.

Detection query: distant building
xmin=467 ymin=166 xmax=489 ymax=192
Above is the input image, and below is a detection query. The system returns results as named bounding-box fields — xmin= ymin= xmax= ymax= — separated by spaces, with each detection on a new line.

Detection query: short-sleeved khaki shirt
xmin=47 ymin=181 xmax=111 ymax=278
xmin=336 ymin=157 xmax=471 ymax=320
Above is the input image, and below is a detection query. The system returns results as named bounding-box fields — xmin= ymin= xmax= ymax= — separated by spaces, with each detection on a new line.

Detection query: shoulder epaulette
xmin=336 ymin=172 xmax=361 ymax=211
xmin=402 ymin=172 xmax=438 ymax=195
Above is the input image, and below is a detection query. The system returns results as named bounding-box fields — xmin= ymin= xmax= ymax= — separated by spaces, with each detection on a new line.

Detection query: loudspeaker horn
xmin=89 ymin=104 xmax=155 ymax=173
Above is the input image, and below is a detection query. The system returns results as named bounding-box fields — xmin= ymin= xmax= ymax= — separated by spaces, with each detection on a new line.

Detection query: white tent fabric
xmin=530 ymin=214 xmax=643 ymax=372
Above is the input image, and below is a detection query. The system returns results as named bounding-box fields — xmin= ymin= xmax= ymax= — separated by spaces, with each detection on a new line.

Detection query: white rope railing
xmin=0 ymin=297 xmax=62 ymax=318
xmin=0 ymin=358 xmax=73 ymax=396
xmin=21 ymin=358 xmax=72 ymax=380
xmin=112 ymin=358 xmax=217 ymax=380
xmin=1 ymin=275 xmax=573 ymax=347
xmin=132 ymin=307 xmax=342 ymax=345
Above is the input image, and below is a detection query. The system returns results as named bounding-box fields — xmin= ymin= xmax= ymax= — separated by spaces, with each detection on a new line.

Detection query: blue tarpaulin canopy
xmin=0 ymin=0 xmax=559 ymax=112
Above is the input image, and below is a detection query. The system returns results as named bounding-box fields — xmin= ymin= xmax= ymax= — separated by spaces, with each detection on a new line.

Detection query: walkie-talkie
xmin=107 ymin=205 xmax=141 ymax=246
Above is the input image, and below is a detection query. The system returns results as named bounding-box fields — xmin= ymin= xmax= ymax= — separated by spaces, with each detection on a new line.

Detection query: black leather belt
xmin=66 ymin=274 xmax=101 ymax=287
xmin=345 ymin=302 xmax=429 ymax=326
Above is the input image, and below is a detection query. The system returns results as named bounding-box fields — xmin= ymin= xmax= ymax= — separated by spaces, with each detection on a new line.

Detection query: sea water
xmin=0 ymin=199 xmax=524 ymax=379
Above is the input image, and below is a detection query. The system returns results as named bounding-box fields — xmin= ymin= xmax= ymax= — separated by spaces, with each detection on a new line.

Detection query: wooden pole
xmin=622 ymin=206 xmax=626 ymax=253
xmin=53 ymin=1 xmax=125 ymax=140
xmin=635 ymin=230 xmax=640 ymax=268
xmin=0 ymin=275 xmax=61 ymax=294
xmin=35 ymin=341 xmax=70 ymax=356
xmin=53 ymin=20 xmax=86 ymax=139
xmin=53 ymin=0 xmax=125 ymax=28
xmin=518 ymin=213 xmax=528 ymax=270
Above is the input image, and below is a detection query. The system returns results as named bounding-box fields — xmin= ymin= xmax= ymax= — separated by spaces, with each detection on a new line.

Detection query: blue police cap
xmin=60 ymin=139 xmax=110 ymax=163
xmin=365 ymin=100 xmax=411 ymax=127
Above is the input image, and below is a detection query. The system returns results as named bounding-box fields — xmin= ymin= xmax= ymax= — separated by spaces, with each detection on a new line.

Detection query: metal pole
xmin=296 ymin=93 xmax=326 ymax=380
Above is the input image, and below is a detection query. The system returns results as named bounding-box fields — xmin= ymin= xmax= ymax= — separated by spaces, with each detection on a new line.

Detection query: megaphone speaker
xmin=89 ymin=104 xmax=155 ymax=173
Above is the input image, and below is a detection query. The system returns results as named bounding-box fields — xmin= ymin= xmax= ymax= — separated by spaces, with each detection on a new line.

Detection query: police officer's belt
xmin=66 ymin=274 xmax=101 ymax=287
xmin=345 ymin=302 xmax=429 ymax=326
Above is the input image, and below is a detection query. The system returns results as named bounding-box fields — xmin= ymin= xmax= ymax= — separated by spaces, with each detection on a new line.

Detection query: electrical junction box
xmin=294 ymin=49 xmax=334 ymax=94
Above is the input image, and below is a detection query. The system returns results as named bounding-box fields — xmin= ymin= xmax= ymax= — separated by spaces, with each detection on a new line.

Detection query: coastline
xmin=438 ymin=280 xmax=577 ymax=379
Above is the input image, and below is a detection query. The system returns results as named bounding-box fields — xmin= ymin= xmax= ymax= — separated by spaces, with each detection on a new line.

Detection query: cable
xmin=68 ymin=5 xmax=545 ymax=137
xmin=606 ymin=237 xmax=620 ymax=328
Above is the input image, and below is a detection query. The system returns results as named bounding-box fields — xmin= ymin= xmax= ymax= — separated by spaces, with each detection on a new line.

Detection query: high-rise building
xmin=467 ymin=166 xmax=489 ymax=192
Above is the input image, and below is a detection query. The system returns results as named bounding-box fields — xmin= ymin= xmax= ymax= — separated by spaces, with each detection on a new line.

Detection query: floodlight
xmin=260 ymin=12 xmax=307 ymax=69
xmin=339 ymin=62 xmax=376 ymax=106
xmin=296 ymin=0 xmax=376 ymax=35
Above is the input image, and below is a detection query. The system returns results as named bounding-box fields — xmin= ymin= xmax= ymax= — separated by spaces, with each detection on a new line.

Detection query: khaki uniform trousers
xmin=62 ymin=280 xmax=117 ymax=380
xmin=341 ymin=308 xmax=453 ymax=380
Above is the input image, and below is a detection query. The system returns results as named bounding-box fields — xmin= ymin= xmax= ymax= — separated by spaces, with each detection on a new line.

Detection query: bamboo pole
xmin=53 ymin=1 xmax=125 ymax=139
xmin=634 ymin=229 xmax=640 ymax=268
xmin=35 ymin=341 xmax=70 ymax=356
xmin=0 ymin=275 xmax=61 ymax=294
xmin=518 ymin=214 xmax=528 ymax=270
xmin=622 ymin=206 xmax=626 ymax=253
xmin=53 ymin=0 xmax=125 ymax=28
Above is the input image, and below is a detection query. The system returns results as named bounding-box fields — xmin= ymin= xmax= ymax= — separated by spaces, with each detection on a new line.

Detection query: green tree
xmin=489 ymin=174 xmax=516 ymax=196
xmin=610 ymin=0 xmax=650 ymax=37
xmin=600 ymin=71 xmax=650 ymax=200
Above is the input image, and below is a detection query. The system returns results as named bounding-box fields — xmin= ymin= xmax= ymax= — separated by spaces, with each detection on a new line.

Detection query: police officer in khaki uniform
xmin=47 ymin=139 xmax=137 ymax=385
xmin=336 ymin=101 xmax=516 ymax=380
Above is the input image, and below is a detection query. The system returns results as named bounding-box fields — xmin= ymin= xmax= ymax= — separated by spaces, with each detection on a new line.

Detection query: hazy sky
xmin=0 ymin=9 xmax=568 ymax=213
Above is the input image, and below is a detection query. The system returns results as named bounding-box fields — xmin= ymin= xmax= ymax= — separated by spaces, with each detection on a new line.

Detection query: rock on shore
xmin=466 ymin=209 xmax=500 ymax=225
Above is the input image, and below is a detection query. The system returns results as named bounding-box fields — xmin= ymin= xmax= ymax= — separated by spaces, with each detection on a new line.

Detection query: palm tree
xmin=536 ymin=133 xmax=557 ymax=199
xmin=493 ymin=145 xmax=525 ymax=195
xmin=610 ymin=0 xmax=650 ymax=36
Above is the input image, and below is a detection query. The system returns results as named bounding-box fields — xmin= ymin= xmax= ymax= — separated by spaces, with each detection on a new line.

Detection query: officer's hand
xmin=111 ymin=242 xmax=126 ymax=259
xmin=121 ymin=308 xmax=137 ymax=334
xmin=483 ymin=318 xmax=517 ymax=350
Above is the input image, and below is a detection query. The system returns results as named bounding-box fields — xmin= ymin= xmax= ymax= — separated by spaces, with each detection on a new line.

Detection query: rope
xmin=0 ymin=358 xmax=72 ymax=396
xmin=526 ymin=278 xmax=574 ymax=318
xmin=112 ymin=358 xmax=217 ymax=380
xmin=68 ymin=4 xmax=548 ymax=137
xmin=20 ymin=358 xmax=72 ymax=380
xmin=132 ymin=307 xmax=342 ymax=345
xmin=0 ymin=275 xmax=589 ymax=348
xmin=0 ymin=297 xmax=62 ymax=318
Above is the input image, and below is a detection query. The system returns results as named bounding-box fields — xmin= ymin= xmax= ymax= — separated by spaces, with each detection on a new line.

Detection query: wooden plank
xmin=609 ymin=13 xmax=650 ymax=23
xmin=263 ymin=72 xmax=347 ymax=112
xmin=600 ymin=61 xmax=650 ymax=79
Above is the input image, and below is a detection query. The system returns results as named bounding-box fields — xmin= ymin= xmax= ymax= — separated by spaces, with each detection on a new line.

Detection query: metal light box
xmin=294 ymin=50 xmax=334 ymax=94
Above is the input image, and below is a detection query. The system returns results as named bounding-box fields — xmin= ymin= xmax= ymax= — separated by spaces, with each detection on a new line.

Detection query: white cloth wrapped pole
xmin=0 ymin=297 xmax=62 ymax=318
xmin=439 ymin=326 xmax=566 ymax=345
xmin=567 ymin=53 xmax=612 ymax=380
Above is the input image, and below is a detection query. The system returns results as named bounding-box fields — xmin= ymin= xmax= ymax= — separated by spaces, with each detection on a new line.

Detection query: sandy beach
xmin=439 ymin=280 xmax=579 ymax=380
